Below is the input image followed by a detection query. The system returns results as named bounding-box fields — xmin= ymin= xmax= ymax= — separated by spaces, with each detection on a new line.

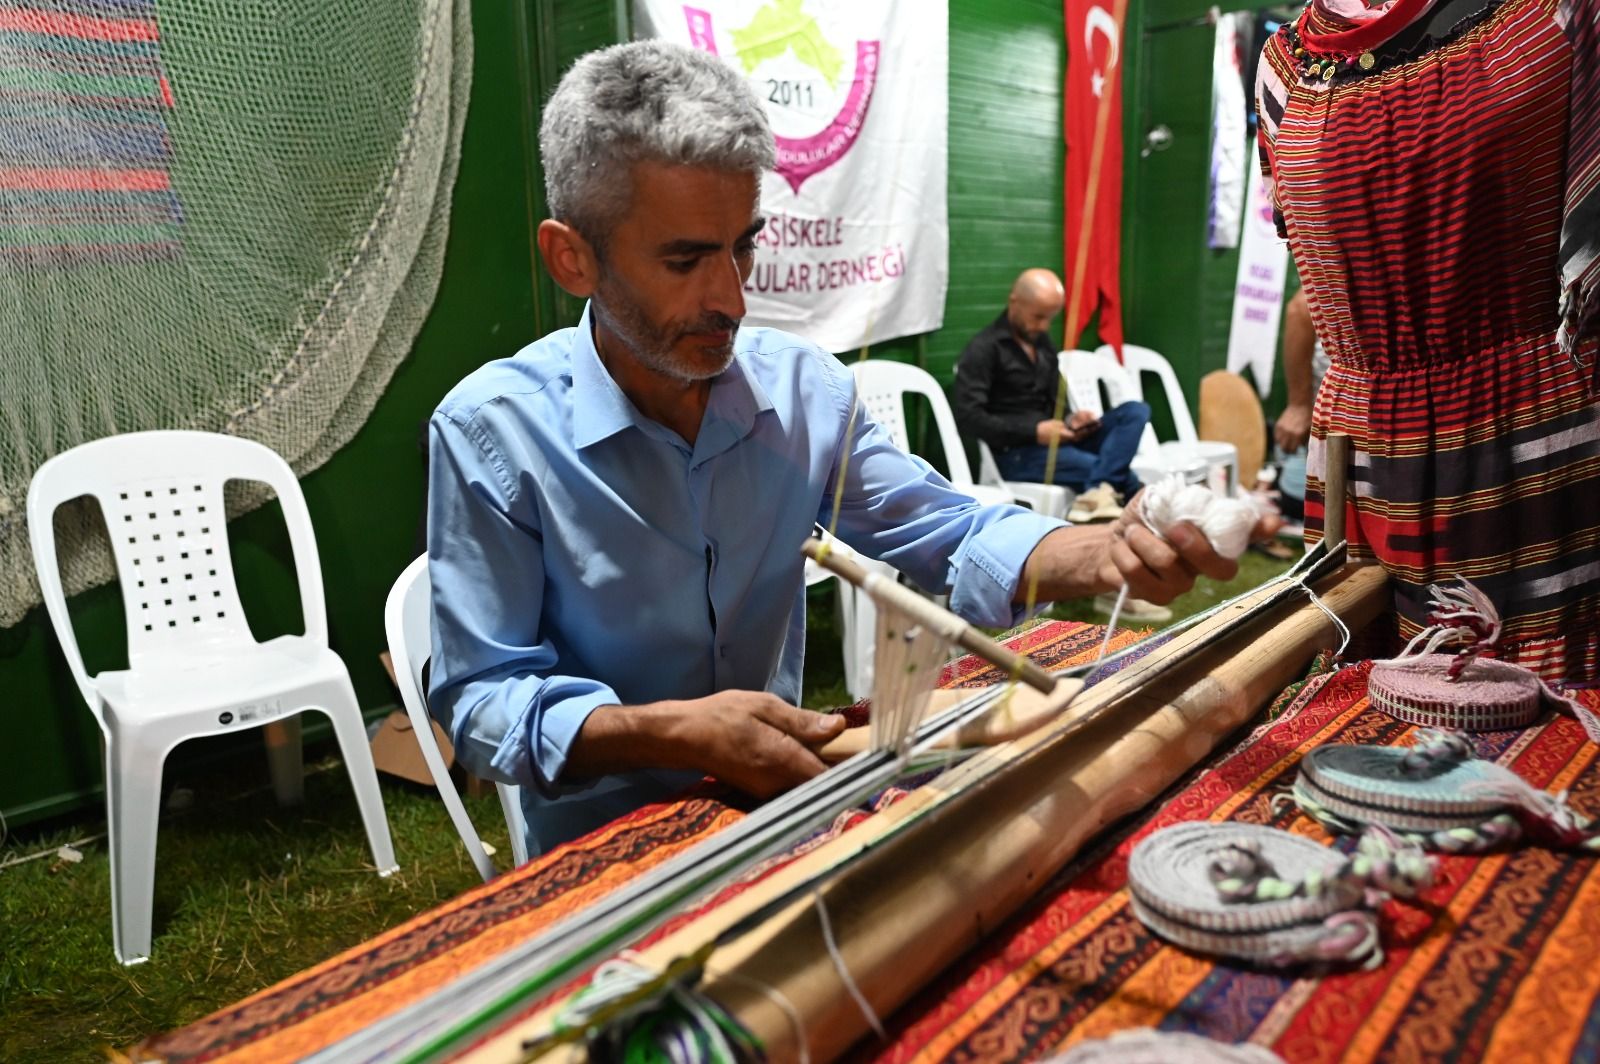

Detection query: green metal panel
xmin=1122 ymin=1 xmax=1298 ymax=425
xmin=1123 ymin=17 xmax=1220 ymax=409
xmin=923 ymin=0 xmax=1065 ymax=382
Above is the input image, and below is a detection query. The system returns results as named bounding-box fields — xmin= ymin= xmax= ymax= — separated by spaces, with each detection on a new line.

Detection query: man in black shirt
xmin=953 ymin=269 xmax=1151 ymax=522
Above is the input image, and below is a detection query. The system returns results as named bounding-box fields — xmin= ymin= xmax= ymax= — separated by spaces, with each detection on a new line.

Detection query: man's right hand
xmin=674 ymin=691 xmax=846 ymax=797
xmin=569 ymin=692 xmax=846 ymax=799
xmin=1065 ymin=409 xmax=1100 ymax=436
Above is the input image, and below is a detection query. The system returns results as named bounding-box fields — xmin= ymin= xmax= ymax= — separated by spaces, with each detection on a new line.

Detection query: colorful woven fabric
xmin=1256 ymin=0 xmax=1600 ymax=683
xmin=134 ymin=620 xmax=1143 ymax=1064
xmin=0 ymin=0 xmax=182 ymax=267
xmin=141 ymin=631 xmax=1600 ymax=1063
xmin=864 ymin=666 xmax=1600 ymax=1063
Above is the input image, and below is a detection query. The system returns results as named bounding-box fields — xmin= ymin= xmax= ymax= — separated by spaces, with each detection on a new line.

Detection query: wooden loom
xmin=442 ymin=552 xmax=1386 ymax=1064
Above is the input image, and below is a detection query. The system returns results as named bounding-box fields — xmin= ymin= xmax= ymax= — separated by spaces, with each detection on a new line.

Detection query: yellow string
xmin=820 ymin=2 xmax=1128 ymax=718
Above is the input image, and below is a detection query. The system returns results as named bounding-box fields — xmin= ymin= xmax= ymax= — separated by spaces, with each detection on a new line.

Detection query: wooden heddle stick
xmin=800 ymin=540 xmax=1084 ymax=762
xmin=802 ymin=540 xmax=1056 ymax=693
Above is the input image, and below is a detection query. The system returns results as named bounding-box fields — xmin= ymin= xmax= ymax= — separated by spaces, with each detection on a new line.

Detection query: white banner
xmin=1225 ymin=135 xmax=1290 ymax=397
xmin=634 ymin=0 xmax=949 ymax=352
xmin=1207 ymin=11 xmax=1247 ymax=250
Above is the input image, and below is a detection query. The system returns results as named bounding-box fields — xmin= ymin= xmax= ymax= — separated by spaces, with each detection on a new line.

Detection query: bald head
xmin=1006 ymin=268 xmax=1065 ymax=341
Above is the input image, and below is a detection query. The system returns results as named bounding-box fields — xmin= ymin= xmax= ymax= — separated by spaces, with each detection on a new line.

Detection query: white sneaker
xmin=1094 ymin=593 xmax=1173 ymax=623
xmin=1068 ymin=482 xmax=1123 ymax=523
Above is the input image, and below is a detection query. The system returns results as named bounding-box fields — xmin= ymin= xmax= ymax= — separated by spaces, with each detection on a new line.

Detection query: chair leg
xmin=318 ymin=682 xmax=399 ymax=876
xmin=263 ymin=716 xmax=304 ymax=807
xmin=851 ymin=579 xmax=878 ymax=700
xmin=106 ymin=735 xmax=164 ymax=965
xmin=496 ymin=784 xmax=530 ymax=867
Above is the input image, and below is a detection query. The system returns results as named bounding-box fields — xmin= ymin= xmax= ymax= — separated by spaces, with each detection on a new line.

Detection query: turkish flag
xmin=1063 ymin=0 xmax=1126 ymax=357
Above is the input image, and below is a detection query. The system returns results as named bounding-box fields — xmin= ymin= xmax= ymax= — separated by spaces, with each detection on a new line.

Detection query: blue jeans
xmin=995 ymin=401 xmax=1150 ymax=497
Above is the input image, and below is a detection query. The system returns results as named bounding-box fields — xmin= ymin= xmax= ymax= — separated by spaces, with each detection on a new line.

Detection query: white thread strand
xmin=1093 ymin=477 xmax=1260 ymax=667
xmin=1295 ymin=582 xmax=1351 ymax=657
xmin=813 ymin=891 xmax=886 ymax=1041
xmin=1096 ymin=584 xmax=1129 ymax=663
xmin=870 ymin=610 xmax=948 ymax=758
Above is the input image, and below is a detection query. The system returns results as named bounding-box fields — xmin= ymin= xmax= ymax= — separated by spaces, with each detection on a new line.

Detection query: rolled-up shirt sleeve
xmin=824 ymin=384 xmax=1064 ymax=629
xmin=426 ymin=412 xmax=617 ymax=797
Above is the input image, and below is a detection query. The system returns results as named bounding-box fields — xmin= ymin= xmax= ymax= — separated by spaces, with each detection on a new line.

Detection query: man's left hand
xmin=1016 ymin=493 xmax=1282 ymax=606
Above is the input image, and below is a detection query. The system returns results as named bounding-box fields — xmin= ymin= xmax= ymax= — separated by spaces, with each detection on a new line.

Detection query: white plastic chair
xmin=975 ymin=439 xmax=1073 ymax=520
xmin=1058 ymin=349 xmax=1212 ymax=489
xmin=848 ymin=360 xmax=1021 ymax=695
xmin=385 ymin=555 xmax=528 ymax=881
xmin=26 ymin=430 xmax=397 ymax=965
xmin=850 ymin=359 xmax=1015 ymax=509
xmin=1099 ymin=344 xmax=1241 ymax=494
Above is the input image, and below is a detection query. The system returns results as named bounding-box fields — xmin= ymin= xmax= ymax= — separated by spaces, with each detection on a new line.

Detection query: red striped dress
xmin=1258 ymin=0 xmax=1600 ymax=682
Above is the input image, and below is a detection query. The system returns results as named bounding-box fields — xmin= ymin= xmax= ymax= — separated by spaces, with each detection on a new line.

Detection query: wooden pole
xmin=471 ymin=565 xmax=1388 ymax=1064
xmin=1323 ymin=432 xmax=1351 ymax=547
xmin=801 ymin=540 xmax=1058 ymax=694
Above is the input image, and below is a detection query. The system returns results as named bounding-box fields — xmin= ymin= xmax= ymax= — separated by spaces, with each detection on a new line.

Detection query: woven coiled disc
xmin=1368 ymin=654 xmax=1541 ymax=732
xmin=1298 ymin=743 xmax=1507 ymax=832
xmin=1128 ymin=823 xmax=1352 ymax=959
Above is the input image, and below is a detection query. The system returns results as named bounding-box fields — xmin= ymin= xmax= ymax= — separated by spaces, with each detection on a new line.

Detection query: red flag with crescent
xmin=1063 ymin=0 xmax=1125 ymax=358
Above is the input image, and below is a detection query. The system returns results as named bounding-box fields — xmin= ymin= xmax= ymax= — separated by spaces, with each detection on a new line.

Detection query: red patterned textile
xmin=134 ymin=621 xmax=1135 ymax=1063
xmin=138 ymin=628 xmax=1600 ymax=1062
xmin=860 ymin=666 xmax=1600 ymax=1063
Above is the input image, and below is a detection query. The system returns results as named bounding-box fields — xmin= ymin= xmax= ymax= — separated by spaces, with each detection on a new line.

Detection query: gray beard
xmin=594 ymin=284 xmax=737 ymax=383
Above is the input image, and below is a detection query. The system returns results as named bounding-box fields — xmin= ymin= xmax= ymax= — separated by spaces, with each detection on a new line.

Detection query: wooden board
xmin=1199 ymin=369 xmax=1268 ymax=491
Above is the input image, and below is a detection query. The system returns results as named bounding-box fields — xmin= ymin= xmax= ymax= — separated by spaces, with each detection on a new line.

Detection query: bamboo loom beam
xmin=474 ymin=564 xmax=1387 ymax=1064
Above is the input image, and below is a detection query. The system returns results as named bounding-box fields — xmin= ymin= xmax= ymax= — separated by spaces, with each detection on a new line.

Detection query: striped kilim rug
xmin=0 ymin=0 xmax=182 ymax=268
xmin=137 ymin=627 xmax=1600 ymax=1062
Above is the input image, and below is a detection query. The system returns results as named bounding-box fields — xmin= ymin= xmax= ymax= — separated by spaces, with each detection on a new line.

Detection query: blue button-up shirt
xmin=427 ymin=306 xmax=1063 ymax=854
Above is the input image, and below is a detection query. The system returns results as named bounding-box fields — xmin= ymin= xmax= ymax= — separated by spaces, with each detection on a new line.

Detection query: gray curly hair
xmin=539 ymin=40 xmax=776 ymax=250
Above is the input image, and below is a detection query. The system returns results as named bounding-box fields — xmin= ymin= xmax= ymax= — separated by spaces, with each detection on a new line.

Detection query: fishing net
xmin=0 ymin=0 xmax=472 ymax=627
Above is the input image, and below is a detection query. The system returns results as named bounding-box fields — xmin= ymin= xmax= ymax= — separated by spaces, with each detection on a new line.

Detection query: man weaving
xmin=426 ymin=41 xmax=1248 ymax=856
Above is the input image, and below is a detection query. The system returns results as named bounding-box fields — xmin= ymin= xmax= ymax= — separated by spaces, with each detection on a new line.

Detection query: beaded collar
xmin=1283 ymin=0 xmax=1508 ymax=85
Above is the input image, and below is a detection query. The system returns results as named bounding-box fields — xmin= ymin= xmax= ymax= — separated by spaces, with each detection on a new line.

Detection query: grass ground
xmin=0 ymin=547 xmax=1294 ymax=1062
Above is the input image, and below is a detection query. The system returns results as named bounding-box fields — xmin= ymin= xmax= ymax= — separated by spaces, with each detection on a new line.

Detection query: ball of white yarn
xmin=1137 ymin=476 xmax=1256 ymax=560
xmin=1196 ymin=498 xmax=1257 ymax=559
xmin=1142 ymin=481 xmax=1213 ymax=531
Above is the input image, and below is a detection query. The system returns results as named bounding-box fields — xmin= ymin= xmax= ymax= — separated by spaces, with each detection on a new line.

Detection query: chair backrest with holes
xmin=1058 ymin=349 xmax=1143 ymax=417
xmin=850 ymin=360 xmax=977 ymax=490
xmin=27 ymin=431 xmax=326 ymax=698
xmin=1113 ymin=344 xmax=1201 ymax=444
